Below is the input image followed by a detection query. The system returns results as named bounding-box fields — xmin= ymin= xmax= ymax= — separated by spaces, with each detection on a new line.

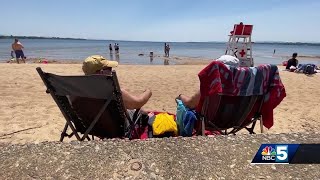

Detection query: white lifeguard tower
xmin=225 ymin=23 xmax=254 ymax=67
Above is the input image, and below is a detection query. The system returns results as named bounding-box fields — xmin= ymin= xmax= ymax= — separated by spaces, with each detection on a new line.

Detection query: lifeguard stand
xmin=225 ymin=23 xmax=254 ymax=67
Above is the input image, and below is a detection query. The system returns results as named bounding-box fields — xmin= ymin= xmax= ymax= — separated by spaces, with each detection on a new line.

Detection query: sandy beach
xmin=0 ymin=63 xmax=319 ymax=144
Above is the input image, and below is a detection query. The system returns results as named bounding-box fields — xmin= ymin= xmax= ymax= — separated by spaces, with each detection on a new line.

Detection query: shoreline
xmin=1 ymin=55 xmax=319 ymax=66
xmin=0 ymin=56 xmax=214 ymax=65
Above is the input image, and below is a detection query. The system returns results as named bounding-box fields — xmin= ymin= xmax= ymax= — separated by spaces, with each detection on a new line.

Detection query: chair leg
xmin=201 ymin=117 xmax=205 ymax=136
xmin=60 ymin=122 xmax=69 ymax=142
xmin=126 ymin=109 xmax=143 ymax=140
xmin=128 ymin=122 xmax=139 ymax=140
xmin=245 ymin=121 xmax=257 ymax=134
xmin=260 ymin=117 xmax=264 ymax=133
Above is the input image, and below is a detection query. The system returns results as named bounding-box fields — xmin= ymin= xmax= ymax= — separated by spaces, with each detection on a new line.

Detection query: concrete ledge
xmin=1 ymin=133 xmax=320 ymax=179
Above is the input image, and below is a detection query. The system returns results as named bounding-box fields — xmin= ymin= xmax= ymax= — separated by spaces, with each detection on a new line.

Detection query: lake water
xmin=0 ymin=39 xmax=319 ymax=65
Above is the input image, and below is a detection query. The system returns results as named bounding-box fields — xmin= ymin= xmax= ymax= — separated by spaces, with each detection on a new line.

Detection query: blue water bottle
xmin=176 ymin=99 xmax=186 ymax=136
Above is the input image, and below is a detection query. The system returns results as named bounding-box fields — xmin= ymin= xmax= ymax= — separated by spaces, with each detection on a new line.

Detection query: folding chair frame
xmin=36 ymin=67 xmax=141 ymax=142
xmin=199 ymin=95 xmax=264 ymax=136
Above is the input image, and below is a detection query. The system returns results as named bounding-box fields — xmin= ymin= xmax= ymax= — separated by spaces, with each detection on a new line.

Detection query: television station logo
xmin=261 ymin=146 xmax=277 ymax=160
xmin=252 ymin=144 xmax=289 ymax=164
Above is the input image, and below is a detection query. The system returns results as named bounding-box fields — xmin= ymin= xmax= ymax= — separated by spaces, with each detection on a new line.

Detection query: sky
xmin=1 ymin=0 xmax=320 ymax=42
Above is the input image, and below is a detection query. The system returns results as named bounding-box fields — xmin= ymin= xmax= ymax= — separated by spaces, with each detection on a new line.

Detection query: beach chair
xmin=195 ymin=61 xmax=285 ymax=135
xmin=36 ymin=67 xmax=141 ymax=141
xmin=197 ymin=94 xmax=264 ymax=135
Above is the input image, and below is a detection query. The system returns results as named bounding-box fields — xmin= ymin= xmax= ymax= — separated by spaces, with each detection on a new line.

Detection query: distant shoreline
xmin=1 ymin=55 xmax=319 ymax=66
xmin=1 ymin=36 xmax=320 ymax=45
xmin=0 ymin=35 xmax=86 ymax=40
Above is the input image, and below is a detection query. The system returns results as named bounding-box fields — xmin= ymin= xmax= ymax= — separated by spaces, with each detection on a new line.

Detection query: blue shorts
xmin=15 ymin=50 xmax=25 ymax=59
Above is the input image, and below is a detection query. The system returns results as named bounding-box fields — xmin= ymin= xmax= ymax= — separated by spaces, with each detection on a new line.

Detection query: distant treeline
xmin=254 ymin=42 xmax=320 ymax=46
xmin=185 ymin=41 xmax=320 ymax=46
xmin=1 ymin=36 xmax=319 ymax=45
xmin=0 ymin=35 xmax=86 ymax=40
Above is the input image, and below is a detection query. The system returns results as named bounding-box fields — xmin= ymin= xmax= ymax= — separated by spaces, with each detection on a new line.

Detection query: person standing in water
xmin=10 ymin=51 xmax=15 ymax=58
xmin=12 ymin=38 xmax=26 ymax=64
xmin=164 ymin=43 xmax=167 ymax=57
xmin=116 ymin=43 xmax=119 ymax=54
xmin=109 ymin=44 xmax=113 ymax=54
xmin=166 ymin=44 xmax=170 ymax=57
xmin=114 ymin=43 xmax=119 ymax=54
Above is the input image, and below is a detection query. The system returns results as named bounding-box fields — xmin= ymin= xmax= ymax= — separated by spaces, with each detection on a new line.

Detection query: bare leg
xmin=121 ymin=89 xmax=152 ymax=110
xmin=177 ymin=90 xmax=201 ymax=109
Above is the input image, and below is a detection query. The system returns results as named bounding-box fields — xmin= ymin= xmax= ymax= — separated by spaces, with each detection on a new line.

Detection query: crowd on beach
xmin=6 ymin=38 xmax=319 ymax=75
xmin=107 ymin=42 xmax=171 ymax=58
xmin=7 ymin=39 xmax=174 ymax=65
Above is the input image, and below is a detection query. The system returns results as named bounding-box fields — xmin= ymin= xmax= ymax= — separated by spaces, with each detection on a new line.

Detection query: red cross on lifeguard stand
xmin=239 ymin=49 xmax=246 ymax=57
xmin=225 ymin=22 xmax=254 ymax=67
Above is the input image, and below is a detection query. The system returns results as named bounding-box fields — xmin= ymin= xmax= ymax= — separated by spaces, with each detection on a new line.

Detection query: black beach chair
xmin=36 ymin=67 xmax=141 ymax=141
xmin=197 ymin=94 xmax=264 ymax=135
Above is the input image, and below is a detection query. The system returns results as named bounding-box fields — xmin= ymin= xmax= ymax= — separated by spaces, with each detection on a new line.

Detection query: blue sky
xmin=1 ymin=0 xmax=320 ymax=42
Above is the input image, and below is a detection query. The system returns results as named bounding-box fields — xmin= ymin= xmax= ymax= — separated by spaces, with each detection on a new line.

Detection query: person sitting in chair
xmin=71 ymin=55 xmax=152 ymax=136
xmin=176 ymin=91 xmax=201 ymax=109
xmin=81 ymin=55 xmax=152 ymax=110
xmin=176 ymin=55 xmax=240 ymax=109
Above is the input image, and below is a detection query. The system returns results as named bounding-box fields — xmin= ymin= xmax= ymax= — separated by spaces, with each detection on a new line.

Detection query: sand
xmin=0 ymin=63 xmax=319 ymax=144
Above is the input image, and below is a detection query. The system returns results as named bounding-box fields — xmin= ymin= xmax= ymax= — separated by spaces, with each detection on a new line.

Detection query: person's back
xmin=12 ymin=41 xmax=24 ymax=51
xmin=12 ymin=39 xmax=25 ymax=63
xmin=286 ymin=58 xmax=298 ymax=69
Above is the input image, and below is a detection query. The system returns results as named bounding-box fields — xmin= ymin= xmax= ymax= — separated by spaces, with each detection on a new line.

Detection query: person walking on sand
xmin=109 ymin=44 xmax=113 ymax=54
xmin=12 ymin=38 xmax=26 ymax=64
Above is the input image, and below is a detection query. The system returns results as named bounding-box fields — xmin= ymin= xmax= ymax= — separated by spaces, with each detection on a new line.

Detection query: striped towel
xmin=197 ymin=61 xmax=286 ymax=129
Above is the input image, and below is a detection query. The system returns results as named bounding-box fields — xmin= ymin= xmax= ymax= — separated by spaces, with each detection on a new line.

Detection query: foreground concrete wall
xmin=1 ymin=133 xmax=319 ymax=179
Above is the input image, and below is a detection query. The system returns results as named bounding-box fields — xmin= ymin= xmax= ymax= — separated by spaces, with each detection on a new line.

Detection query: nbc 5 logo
xmin=275 ymin=145 xmax=288 ymax=163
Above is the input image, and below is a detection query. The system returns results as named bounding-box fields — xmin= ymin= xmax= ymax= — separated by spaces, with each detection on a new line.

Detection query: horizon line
xmin=1 ymin=35 xmax=320 ymax=44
